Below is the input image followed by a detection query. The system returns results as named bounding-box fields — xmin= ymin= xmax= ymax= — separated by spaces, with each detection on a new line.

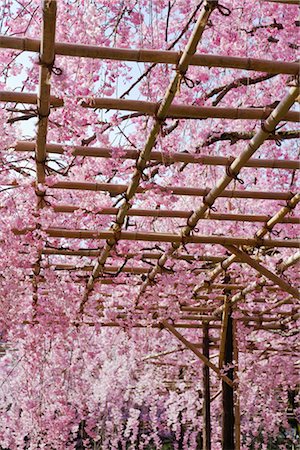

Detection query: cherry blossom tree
xmin=0 ymin=0 xmax=299 ymax=449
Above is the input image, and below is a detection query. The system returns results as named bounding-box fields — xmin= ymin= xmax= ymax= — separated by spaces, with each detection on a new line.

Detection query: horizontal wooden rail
xmin=15 ymin=141 xmax=300 ymax=170
xmin=50 ymin=181 xmax=297 ymax=201
xmin=41 ymin=248 xmax=227 ymax=262
xmin=0 ymin=35 xmax=299 ymax=74
xmin=14 ymin=227 xmax=299 ymax=247
xmin=80 ymin=97 xmax=300 ymax=122
xmin=50 ymin=264 xmax=206 ymax=274
xmin=1 ymin=91 xmax=299 ymax=122
xmin=52 ymin=204 xmax=300 ymax=224
xmin=0 ymin=91 xmax=63 ymax=107
xmin=263 ymin=0 xmax=299 ymax=4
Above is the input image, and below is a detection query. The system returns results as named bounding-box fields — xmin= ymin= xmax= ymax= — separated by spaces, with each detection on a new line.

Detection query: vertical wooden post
xmin=233 ymin=319 xmax=241 ymax=450
xmin=222 ymin=309 xmax=234 ymax=450
xmin=202 ymin=322 xmax=211 ymax=450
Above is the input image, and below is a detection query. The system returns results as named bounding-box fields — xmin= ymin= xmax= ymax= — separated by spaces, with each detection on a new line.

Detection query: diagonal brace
xmin=224 ymin=245 xmax=299 ymax=299
xmin=161 ymin=320 xmax=233 ymax=387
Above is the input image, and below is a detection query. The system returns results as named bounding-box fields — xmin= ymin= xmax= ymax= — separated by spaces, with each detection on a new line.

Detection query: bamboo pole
xmin=88 ymin=322 xmax=222 ymax=329
xmin=52 ymin=264 xmax=151 ymax=274
xmin=277 ymin=251 xmax=300 ymax=273
xmin=35 ymin=0 xmax=57 ymax=187
xmin=137 ymin=84 xmax=300 ymax=299
xmin=224 ymin=245 xmax=299 ymax=299
xmin=21 ymin=318 xmax=283 ymax=330
xmin=14 ymin=227 xmax=300 ymax=248
xmin=263 ymin=0 xmax=299 ymax=4
xmin=50 ymin=263 xmax=208 ymax=275
xmin=79 ymin=1 xmax=224 ymax=313
xmin=50 ymin=204 xmax=300 ymax=224
xmin=258 ymin=296 xmax=295 ymax=315
xmin=161 ymin=320 xmax=233 ymax=387
xmin=41 ymin=248 xmax=227 ymax=263
xmin=15 ymin=141 xmax=300 ymax=171
xmin=193 ymin=193 xmax=300 ymax=295
xmin=80 ymin=97 xmax=300 ymax=122
xmin=202 ymin=323 xmax=211 ymax=450
xmin=1 ymin=35 xmax=299 ymax=74
xmin=0 ymin=91 xmax=62 ymax=106
xmin=213 ymin=279 xmax=280 ymax=316
xmin=200 ymin=283 xmax=277 ymax=291
xmin=50 ymin=180 xmax=298 ymax=201
xmin=101 ymin=310 xmax=282 ymax=323
xmin=32 ymin=0 xmax=57 ymax=318
xmin=1 ymin=91 xmax=299 ymax=122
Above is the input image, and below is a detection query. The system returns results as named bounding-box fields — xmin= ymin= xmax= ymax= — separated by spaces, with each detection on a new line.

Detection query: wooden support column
xmin=202 ymin=323 xmax=211 ymax=450
xmin=222 ymin=306 xmax=234 ymax=450
xmin=233 ymin=319 xmax=241 ymax=450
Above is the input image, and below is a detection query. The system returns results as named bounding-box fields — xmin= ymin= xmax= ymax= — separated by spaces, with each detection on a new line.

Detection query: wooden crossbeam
xmin=80 ymin=97 xmax=300 ymax=122
xmin=13 ymin=227 xmax=300 ymax=248
xmin=0 ymin=35 xmax=299 ymax=74
xmin=15 ymin=141 xmax=300 ymax=170
xmin=41 ymin=248 xmax=227 ymax=263
xmin=1 ymin=91 xmax=299 ymax=122
xmin=263 ymin=0 xmax=299 ymax=4
xmin=51 ymin=205 xmax=300 ymax=224
xmin=49 ymin=180 xmax=298 ymax=201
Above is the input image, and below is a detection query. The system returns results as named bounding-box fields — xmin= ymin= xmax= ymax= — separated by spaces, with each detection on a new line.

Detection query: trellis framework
xmin=1 ymin=0 xmax=299 ymax=448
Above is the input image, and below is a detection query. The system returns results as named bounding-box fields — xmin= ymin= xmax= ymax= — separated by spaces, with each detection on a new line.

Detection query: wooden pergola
xmin=1 ymin=0 xmax=299 ymax=448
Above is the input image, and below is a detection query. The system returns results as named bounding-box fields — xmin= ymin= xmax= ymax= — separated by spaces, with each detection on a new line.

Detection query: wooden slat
xmin=15 ymin=141 xmax=300 ymax=170
xmin=0 ymin=35 xmax=299 ymax=74
xmin=14 ymin=227 xmax=300 ymax=247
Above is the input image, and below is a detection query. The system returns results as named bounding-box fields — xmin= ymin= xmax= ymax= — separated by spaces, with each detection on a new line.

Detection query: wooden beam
xmin=219 ymin=294 xmax=231 ymax=369
xmin=1 ymin=91 xmax=299 ymax=122
xmin=233 ymin=319 xmax=241 ymax=450
xmin=224 ymin=245 xmax=299 ymax=299
xmin=50 ymin=180 xmax=298 ymax=201
xmin=48 ymin=205 xmax=300 ymax=224
xmin=202 ymin=323 xmax=211 ymax=450
xmin=32 ymin=0 xmax=57 ymax=318
xmin=222 ymin=311 xmax=234 ymax=450
xmin=0 ymin=91 xmax=62 ymax=106
xmin=35 ymin=0 xmax=57 ymax=187
xmin=263 ymin=0 xmax=299 ymax=4
xmin=14 ymin=227 xmax=300 ymax=248
xmin=1 ymin=35 xmax=299 ymax=74
xmin=80 ymin=97 xmax=300 ymax=122
xmin=161 ymin=320 xmax=233 ymax=387
xmin=277 ymin=251 xmax=300 ymax=273
xmin=15 ymin=141 xmax=300 ymax=170
xmin=41 ymin=248 xmax=227 ymax=263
